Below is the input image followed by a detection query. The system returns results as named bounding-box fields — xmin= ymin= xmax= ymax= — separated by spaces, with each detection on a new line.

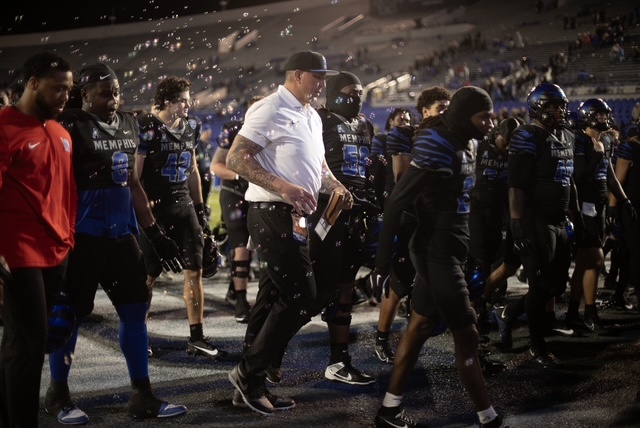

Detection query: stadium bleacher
xmin=0 ymin=0 xmax=638 ymax=132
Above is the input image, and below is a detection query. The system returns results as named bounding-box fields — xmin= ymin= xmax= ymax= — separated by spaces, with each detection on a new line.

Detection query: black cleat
xmin=529 ymin=348 xmax=562 ymax=369
xmin=375 ymin=406 xmax=429 ymax=428
xmin=494 ymin=306 xmax=513 ymax=349
xmin=186 ymin=337 xmax=228 ymax=360
xmin=375 ymin=341 xmax=395 ymax=364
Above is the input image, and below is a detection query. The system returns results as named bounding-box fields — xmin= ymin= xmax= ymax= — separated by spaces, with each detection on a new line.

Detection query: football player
xmin=136 ymin=76 xmax=227 ymax=360
xmin=44 ymin=63 xmax=186 ymax=423
xmin=372 ymin=86 xmax=451 ymax=364
xmin=566 ymin=99 xmax=636 ymax=331
xmin=608 ymin=109 xmax=640 ymax=315
xmin=210 ymin=96 xmax=264 ymax=324
xmin=373 ymin=86 xmax=501 ymax=428
xmin=499 ymin=83 xmax=579 ymax=368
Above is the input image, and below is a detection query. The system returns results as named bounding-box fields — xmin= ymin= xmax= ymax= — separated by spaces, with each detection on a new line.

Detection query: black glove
xmin=195 ymin=203 xmax=212 ymax=237
xmin=510 ymin=218 xmax=532 ymax=257
xmin=622 ymin=199 xmax=638 ymax=223
xmin=606 ymin=205 xmax=617 ymax=231
xmin=144 ymin=223 xmax=185 ymax=273
xmin=369 ymin=269 xmax=390 ymax=302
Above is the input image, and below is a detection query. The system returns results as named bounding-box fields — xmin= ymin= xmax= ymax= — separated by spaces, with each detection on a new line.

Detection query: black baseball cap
xmin=284 ymin=51 xmax=339 ymax=75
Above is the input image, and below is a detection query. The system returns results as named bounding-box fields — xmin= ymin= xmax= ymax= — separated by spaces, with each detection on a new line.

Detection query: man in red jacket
xmin=0 ymin=51 xmax=76 ymax=428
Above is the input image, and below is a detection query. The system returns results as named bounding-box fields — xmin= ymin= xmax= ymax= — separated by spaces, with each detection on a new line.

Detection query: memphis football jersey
xmin=472 ymin=137 xmax=508 ymax=207
xmin=615 ymin=134 xmax=640 ymax=203
xmin=370 ymin=132 xmax=396 ymax=199
xmin=411 ymin=125 xmax=476 ymax=218
xmin=318 ymin=109 xmax=373 ymax=189
xmin=386 ymin=125 xmax=415 ymax=156
xmin=574 ymin=130 xmax=609 ymax=204
xmin=137 ymin=113 xmax=201 ymax=202
xmin=508 ymin=125 xmax=575 ymax=222
xmin=58 ymin=109 xmax=140 ymax=238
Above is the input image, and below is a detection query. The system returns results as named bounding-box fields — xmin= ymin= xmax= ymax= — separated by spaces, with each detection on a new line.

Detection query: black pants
xmin=240 ymin=204 xmax=316 ymax=379
xmin=0 ymin=259 xmax=68 ymax=428
xmin=520 ymin=217 xmax=571 ymax=351
xmin=620 ymin=204 xmax=640 ymax=295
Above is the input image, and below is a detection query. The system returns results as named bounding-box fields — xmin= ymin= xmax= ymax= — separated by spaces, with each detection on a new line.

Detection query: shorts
xmin=409 ymin=254 xmax=477 ymax=331
xmin=577 ymin=205 xmax=605 ymax=249
xmin=220 ymin=188 xmax=250 ymax=249
xmin=140 ymin=201 xmax=204 ymax=277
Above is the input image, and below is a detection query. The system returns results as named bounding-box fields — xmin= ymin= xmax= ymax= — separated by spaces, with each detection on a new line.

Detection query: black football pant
xmin=619 ymin=204 xmax=640 ymax=299
xmin=519 ymin=217 xmax=571 ymax=352
xmin=0 ymin=259 xmax=67 ymax=428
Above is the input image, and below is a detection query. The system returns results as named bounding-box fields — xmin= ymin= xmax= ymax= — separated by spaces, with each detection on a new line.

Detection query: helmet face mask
xmin=527 ymin=83 xmax=569 ymax=129
xmin=578 ymin=98 xmax=613 ymax=131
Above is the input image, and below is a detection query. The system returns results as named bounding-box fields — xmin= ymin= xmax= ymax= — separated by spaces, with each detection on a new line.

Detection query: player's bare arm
xmin=211 ymin=147 xmax=236 ymax=180
xmin=129 ymin=159 xmax=155 ymax=228
xmin=187 ymin=150 xmax=204 ymax=205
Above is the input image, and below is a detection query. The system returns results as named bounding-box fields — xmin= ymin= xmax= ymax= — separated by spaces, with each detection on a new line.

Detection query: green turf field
xmin=207 ymin=189 xmax=222 ymax=228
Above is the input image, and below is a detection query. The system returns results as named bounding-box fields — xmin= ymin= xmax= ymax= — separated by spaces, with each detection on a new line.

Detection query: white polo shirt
xmin=239 ymin=85 xmax=325 ymax=203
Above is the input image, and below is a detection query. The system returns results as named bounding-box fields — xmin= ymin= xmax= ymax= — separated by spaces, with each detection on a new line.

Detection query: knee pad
xmin=324 ymin=314 xmax=352 ymax=326
xmin=321 ymin=302 xmax=352 ymax=323
xmin=231 ymin=259 xmax=250 ymax=278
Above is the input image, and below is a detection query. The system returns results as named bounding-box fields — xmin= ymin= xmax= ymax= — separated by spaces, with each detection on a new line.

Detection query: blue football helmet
xmin=578 ymin=98 xmax=613 ymax=131
xmin=464 ymin=257 xmax=487 ymax=301
xmin=566 ymin=111 xmax=579 ymax=131
xmin=527 ymin=83 xmax=568 ymax=129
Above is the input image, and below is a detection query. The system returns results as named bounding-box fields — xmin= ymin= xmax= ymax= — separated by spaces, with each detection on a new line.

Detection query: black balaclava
xmin=325 ymin=71 xmax=362 ymax=119
xmin=441 ymin=86 xmax=493 ymax=140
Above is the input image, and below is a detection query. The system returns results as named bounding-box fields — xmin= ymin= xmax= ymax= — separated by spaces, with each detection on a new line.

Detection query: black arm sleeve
xmin=375 ymin=165 xmax=441 ymax=274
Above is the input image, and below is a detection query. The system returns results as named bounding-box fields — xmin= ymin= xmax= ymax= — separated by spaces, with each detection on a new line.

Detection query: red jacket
xmin=0 ymin=107 xmax=77 ymax=269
